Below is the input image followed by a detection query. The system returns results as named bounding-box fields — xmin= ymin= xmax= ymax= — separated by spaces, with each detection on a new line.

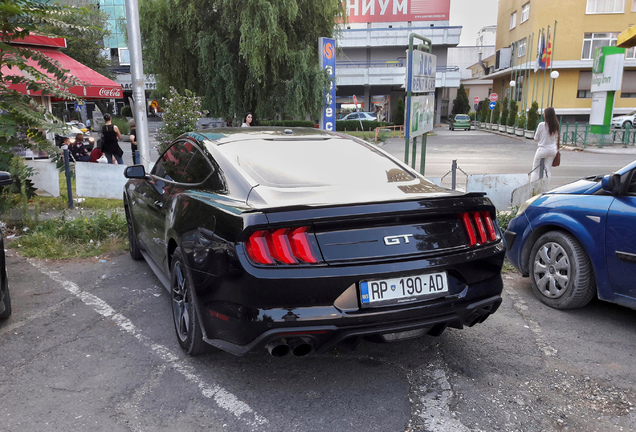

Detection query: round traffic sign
xmin=489 ymin=101 xmax=497 ymax=110
xmin=489 ymin=93 xmax=498 ymax=102
xmin=474 ymin=97 xmax=480 ymax=104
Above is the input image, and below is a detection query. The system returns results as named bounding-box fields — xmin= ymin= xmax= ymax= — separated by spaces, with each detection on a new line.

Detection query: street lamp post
xmin=550 ymin=70 xmax=560 ymax=107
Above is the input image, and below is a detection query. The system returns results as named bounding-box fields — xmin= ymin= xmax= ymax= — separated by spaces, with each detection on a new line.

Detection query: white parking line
xmin=30 ymin=259 xmax=269 ymax=429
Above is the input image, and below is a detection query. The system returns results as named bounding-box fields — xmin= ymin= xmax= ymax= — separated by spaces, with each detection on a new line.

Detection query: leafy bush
xmin=493 ymin=102 xmax=501 ymax=124
xmin=335 ymin=120 xmax=393 ymax=132
xmin=259 ymin=120 xmax=315 ymax=127
xmin=156 ymin=87 xmax=208 ymax=153
xmin=110 ymin=115 xmax=130 ymax=135
xmin=517 ymin=111 xmax=527 ymax=129
xmin=120 ymin=105 xmax=132 ymax=117
xmin=527 ymin=101 xmax=540 ymax=131
xmin=500 ymin=98 xmax=509 ymax=125
xmin=508 ymin=100 xmax=518 ymax=127
xmin=12 ymin=211 xmax=127 ymax=259
xmin=395 ymin=98 xmax=405 ymax=126
xmin=497 ymin=208 xmax=518 ymax=231
xmin=469 ymin=111 xmax=476 ymax=121
xmin=480 ymin=98 xmax=490 ymax=122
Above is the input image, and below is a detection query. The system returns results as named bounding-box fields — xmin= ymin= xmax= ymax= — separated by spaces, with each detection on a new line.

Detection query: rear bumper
xmin=199 ymin=274 xmax=503 ymax=356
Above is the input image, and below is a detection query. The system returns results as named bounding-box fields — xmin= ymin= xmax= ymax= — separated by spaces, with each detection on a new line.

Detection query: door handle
xmin=154 ymin=200 xmax=163 ymax=208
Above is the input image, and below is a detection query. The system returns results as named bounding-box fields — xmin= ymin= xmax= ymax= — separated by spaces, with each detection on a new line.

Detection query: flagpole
xmin=531 ymin=29 xmax=542 ymax=114
xmin=549 ymin=21 xmax=558 ymax=107
xmin=546 ymin=26 xmax=553 ymax=107
xmin=541 ymin=26 xmax=550 ymax=117
xmin=523 ymin=32 xmax=534 ymax=121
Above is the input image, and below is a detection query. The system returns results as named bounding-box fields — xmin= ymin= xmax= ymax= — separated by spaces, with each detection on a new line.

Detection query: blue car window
xmin=628 ymin=172 xmax=636 ymax=195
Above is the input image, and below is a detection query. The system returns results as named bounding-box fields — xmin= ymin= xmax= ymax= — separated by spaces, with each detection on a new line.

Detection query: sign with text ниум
xmin=319 ymin=37 xmax=336 ymax=131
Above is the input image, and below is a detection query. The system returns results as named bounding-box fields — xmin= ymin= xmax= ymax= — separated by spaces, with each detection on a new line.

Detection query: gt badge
xmin=384 ymin=234 xmax=413 ymax=246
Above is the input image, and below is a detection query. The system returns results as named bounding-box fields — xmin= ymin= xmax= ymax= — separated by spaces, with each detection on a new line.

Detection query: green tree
xmin=451 ymin=83 xmax=470 ymax=115
xmin=500 ymin=98 xmax=509 ymax=126
xmin=139 ymin=0 xmax=345 ymax=121
xmin=480 ymin=98 xmax=490 ymax=122
xmin=508 ymin=99 xmax=518 ymax=126
xmin=0 ymin=0 xmax=82 ymax=153
xmin=44 ymin=3 xmax=113 ymax=79
xmin=527 ymin=101 xmax=540 ymax=131
xmin=492 ymin=101 xmax=501 ymax=124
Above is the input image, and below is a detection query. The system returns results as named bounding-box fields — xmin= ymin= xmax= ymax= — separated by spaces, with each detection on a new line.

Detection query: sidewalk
xmin=472 ymin=125 xmax=636 ymax=155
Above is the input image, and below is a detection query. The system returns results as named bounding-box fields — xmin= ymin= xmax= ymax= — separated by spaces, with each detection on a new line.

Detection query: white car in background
xmin=339 ymin=112 xmax=377 ymax=121
xmin=611 ymin=110 xmax=636 ymax=129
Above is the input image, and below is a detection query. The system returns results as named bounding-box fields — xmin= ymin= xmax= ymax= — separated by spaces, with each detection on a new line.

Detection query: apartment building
xmin=475 ymin=0 xmax=636 ymax=123
xmin=336 ymin=0 xmax=462 ymax=123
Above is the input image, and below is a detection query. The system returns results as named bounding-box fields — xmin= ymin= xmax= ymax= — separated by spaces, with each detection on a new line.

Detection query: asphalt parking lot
xmin=1 ymin=249 xmax=634 ymax=432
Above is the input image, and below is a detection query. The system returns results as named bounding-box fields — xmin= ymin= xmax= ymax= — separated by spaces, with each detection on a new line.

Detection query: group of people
xmin=62 ymin=113 xmax=138 ymax=165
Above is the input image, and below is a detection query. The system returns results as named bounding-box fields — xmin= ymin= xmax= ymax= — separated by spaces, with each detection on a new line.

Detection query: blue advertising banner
xmin=319 ymin=37 xmax=336 ymax=131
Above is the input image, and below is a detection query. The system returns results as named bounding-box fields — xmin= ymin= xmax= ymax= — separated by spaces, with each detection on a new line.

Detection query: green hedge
xmin=335 ymin=120 xmax=393 ymax=132
xmin=259 ymin=120 xmax=316 ymax=127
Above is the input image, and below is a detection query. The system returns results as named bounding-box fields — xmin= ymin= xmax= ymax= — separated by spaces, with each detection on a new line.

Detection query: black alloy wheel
xmin=171 ymin=248 xmax=210 ymax=355
xmin=529 ymin=231 xmax=596 ymax=309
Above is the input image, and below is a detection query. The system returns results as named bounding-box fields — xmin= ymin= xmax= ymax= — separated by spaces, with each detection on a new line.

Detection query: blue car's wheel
xmin=529 ymin=231 xmax=596 ymax=309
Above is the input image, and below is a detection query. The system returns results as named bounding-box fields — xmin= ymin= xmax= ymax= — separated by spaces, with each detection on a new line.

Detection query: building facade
xmin=336 ymin=0 xmax=462 ymax=123
xmin=478 ymin=0 xmax=636 ymax=123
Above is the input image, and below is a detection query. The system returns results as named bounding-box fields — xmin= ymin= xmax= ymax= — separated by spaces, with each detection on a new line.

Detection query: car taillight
xmin=246 ymin=226 xmax=321 ymax=265
xmin=461 ymin=212 xmax=498 ymax=247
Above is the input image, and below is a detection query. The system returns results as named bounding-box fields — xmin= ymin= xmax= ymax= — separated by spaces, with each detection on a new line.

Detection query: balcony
xmin=335 ymin=61 xmax=462 ymax=89
xmin=336 ymin=26 xmax=462 ymax=48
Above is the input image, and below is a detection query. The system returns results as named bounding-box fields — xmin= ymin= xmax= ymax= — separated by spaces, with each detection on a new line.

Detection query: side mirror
xmin=0 ymin=171 xmax=13 ymax=187
xmin=601 ymin=173 xmax=621 ymax=195
xmin=124 ymin=165 xmax=147 ymax=179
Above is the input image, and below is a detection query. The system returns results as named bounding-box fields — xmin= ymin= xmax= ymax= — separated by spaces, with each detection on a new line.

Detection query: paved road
xmin=380 ymin=127 xmax=636 ymax=188
xmin=1 ymin=250 xmax=634 ymax=432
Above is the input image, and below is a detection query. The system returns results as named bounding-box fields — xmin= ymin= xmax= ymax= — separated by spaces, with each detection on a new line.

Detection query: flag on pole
xmin=544 ymin=28 xmax=552 ymax=68
xmin=535 ymin=31 xmax=545 ymax=72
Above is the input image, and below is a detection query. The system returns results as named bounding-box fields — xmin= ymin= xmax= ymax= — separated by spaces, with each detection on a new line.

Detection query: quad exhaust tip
xmin=266 ymin=338 xmax=314 ymax=357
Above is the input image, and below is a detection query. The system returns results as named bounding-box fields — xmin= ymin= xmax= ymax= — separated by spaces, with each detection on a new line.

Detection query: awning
xmin=2 ymin=46 xmax=122 ymax=99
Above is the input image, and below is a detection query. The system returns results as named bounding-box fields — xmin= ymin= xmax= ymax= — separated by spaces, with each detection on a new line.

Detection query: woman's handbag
xmin=552 ymin=151 xmax=561 ymax=167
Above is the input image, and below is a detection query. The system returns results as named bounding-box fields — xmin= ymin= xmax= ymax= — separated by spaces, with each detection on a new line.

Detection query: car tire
xmin=622 ymin=121 xmax=632 ymax=129
xmin=0 ymin=277 xmax=11 ymax=320
xmin=529 ymin=231 xmax=596 ymax=309
xmin=171 ymin=247 xmax=211 ymax=355
xmin=124 ymin=204 xmax=143 ymax=261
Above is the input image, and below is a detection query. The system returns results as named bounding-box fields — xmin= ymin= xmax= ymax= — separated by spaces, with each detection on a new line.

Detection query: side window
xmin=628 ymin=172 xmax=636 ymax=195
xmin=183 ymin=149 xmax=212 ymax=184
xmin=151 ymin=141 xmax=195 ymax=183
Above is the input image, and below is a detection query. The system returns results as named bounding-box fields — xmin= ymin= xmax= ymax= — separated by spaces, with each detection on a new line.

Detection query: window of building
xmin=521 ymin=3 xmax=530 ymax=22
xmin=517 ymin=38 xmax=527 ymax=57
xmin=627 ymin=46 xmax=636 ymax=59
xmin=577 ymin=71 xmax=592 ymax=98
xmin=620 ymin=71 xmax=636 ymax=98
xmin=581 ymin=32 xmax=618 ymax=59
xmin=510 ymin=12 xmax=517 ymax=30
xmin=586 ymin=0 xmax=625 ymax=13
xmin=633 ymin=0 xmax=636 ymax=11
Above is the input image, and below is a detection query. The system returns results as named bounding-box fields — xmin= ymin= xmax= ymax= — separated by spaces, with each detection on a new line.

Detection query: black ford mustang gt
xmin=124 ymin=127 xmax=504 ymax=357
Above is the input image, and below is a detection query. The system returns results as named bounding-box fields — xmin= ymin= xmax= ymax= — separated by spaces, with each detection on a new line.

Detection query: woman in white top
xmin=530 ymin=106 xmax=560 ymax=182
xmin=241 ymin=112 xmax=253 ymax=127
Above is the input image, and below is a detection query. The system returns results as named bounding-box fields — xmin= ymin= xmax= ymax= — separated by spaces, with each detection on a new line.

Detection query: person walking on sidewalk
xmin=530 ymin=106 xmax=560 ymax=182
xmin=101 ymin=113 xmax=124 ymax=164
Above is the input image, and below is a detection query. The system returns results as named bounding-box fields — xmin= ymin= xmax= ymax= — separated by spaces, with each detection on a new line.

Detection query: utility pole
xmin=125 ymin=0 xmax=150 ymax=169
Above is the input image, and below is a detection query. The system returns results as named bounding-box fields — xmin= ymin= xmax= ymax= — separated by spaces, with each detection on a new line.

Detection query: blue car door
xmin=604 ymin=170 xmax=636 ymax=304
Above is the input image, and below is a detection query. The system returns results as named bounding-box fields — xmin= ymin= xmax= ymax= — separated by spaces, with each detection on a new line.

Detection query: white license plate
xmin=359 ymin=272 xmax=449 ymax=307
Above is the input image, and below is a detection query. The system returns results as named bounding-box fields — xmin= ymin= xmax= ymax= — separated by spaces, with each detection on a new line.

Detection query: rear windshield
xmin=455 ymin=115 xmax=470 ymax=120
xmin=216 ymin=137 xmax=418 ymax=188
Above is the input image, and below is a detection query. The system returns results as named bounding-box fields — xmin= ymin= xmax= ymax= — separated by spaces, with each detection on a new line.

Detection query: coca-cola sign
xmin=98 ymin=87 xmax=122 ymax=98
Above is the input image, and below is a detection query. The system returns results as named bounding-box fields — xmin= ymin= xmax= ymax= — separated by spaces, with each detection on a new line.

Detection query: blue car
xmin=505 ymin=160 xmax=636 ymax=310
